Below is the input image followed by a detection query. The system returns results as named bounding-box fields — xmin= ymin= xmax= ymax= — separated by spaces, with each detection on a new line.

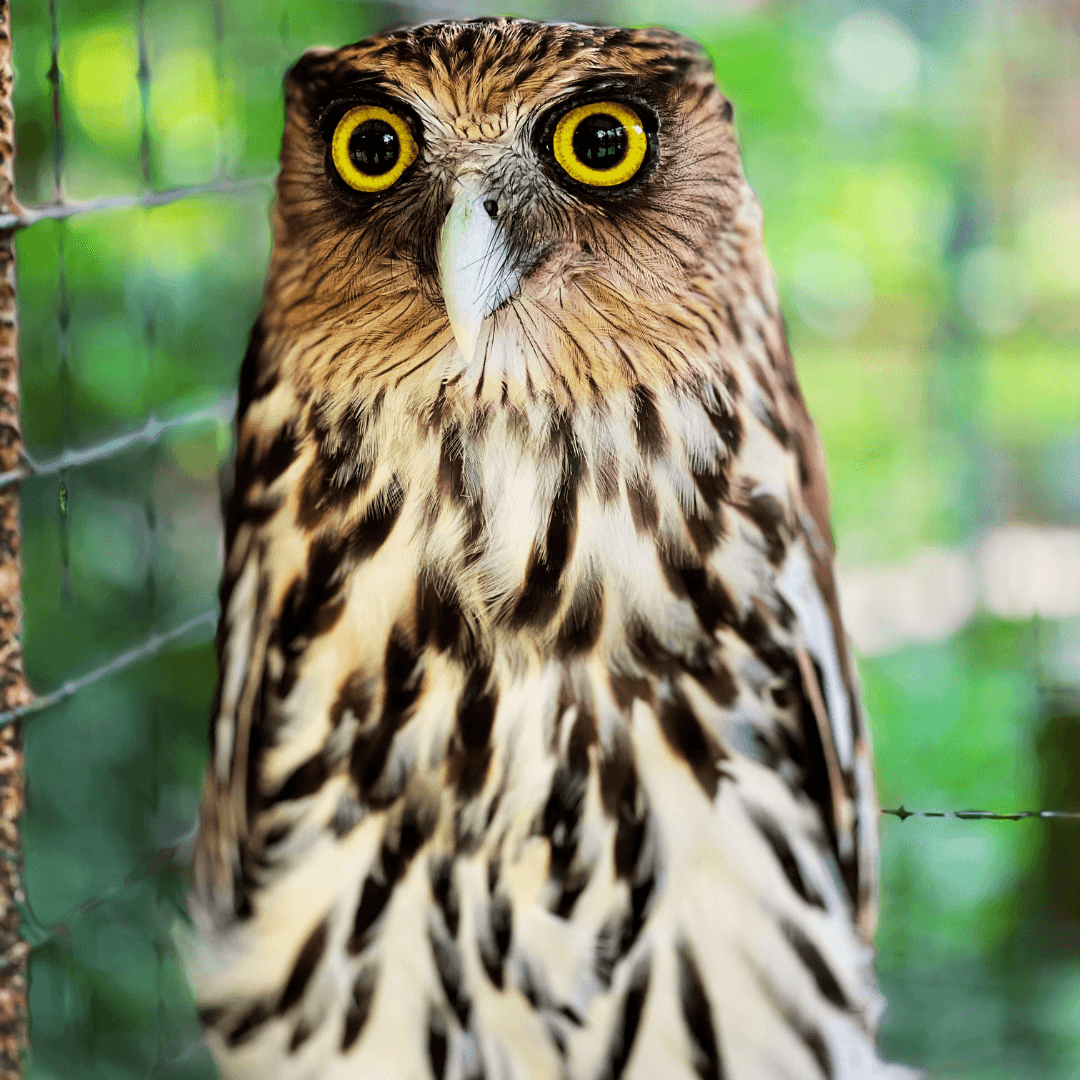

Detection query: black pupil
xmin=571 ymin=113 xmax=628 ymax=170
xmin=349 ymin=119 xmax=400 ymax=176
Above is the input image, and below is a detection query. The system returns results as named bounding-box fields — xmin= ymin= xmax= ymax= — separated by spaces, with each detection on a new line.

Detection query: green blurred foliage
xmin=10 ymin=0 xmax=1079 ymax=1077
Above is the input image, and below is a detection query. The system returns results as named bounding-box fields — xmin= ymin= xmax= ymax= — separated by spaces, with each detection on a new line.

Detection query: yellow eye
xmin=331 ymin=105 xmax=418 ymax=193
xmin=552 ymin=101 xmax=649 ymax=188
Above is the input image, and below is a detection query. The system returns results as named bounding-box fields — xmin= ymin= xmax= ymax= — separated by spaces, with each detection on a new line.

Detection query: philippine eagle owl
xmin=191 ymin=17 xmax=916 ymax=1080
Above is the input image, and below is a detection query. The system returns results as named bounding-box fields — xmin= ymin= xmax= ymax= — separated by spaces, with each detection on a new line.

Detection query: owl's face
xmin=268 ymin=19 xmax=747 ymax=405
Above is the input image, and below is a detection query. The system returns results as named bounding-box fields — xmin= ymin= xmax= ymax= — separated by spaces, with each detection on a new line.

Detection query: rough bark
xmin=0 ymin=2 xmax=31 ymax=1074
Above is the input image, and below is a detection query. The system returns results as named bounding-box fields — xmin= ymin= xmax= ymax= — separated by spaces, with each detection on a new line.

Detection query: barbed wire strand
xmin=882 ymin=806 xmax=1080 ymax=821
xmin=16 ymin=798 xmax=1079 ymax=968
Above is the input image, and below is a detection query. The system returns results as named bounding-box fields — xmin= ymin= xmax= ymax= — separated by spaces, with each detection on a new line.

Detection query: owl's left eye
xmin=552 ymin=101 xmax=648 ymax=188
xmin=331 ymin=105 xmax=418 ymax=193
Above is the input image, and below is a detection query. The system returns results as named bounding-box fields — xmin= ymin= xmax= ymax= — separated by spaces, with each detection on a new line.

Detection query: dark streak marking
xmin=748 ymin=809 xmax=825 ymax=910
xmin=492 ymin=893 xmax=513 ymax=964
xmin=273 ymin=568 xmax=343 ymax=699
xmin=347 ymin=797 xmax=436 ymax=954
xmin=417 ymin=571 xmax=477 ymax=662
xmin=263 ymin=821 xmax=290 ymax=849
xmin=450 ymin=661 xmax=497 ymax=799
xmin=542 ymin=766 xmax=586 ymax=892
xmin=273 ymin=751 xmax=331 ymax=803
xmin=548 ymin=1022 xmax=568 ymax=1059
xmin=597 ymin=954 xmax=651 ymax=1080
xmin=263 ymin=825 xmax=289 ymax=851
xmin=479 ymin=894 xmax=513 ymax=988
xmin=594 ymin=919 xmax=620 ymax=989
xmin=688 ymin=648 xmax=739 ymax=708
xmin=721 ymin=300 xmax=742 ymax=345
xmin=350 ymin=628 xmax=423 ymax=802
xmin=278 ymin=919 xmax=328 ymax=1014
xmin=554 ymin=871 xmax=590 ymax=919
xmin=560 ymin=1003 xmax=585 ymax=1027
xmin=348 ymin=875 xmax=392 ymax=958
xmin=226 ymin=1000 xmax=272 ymax=1048
xmin=430 ymin=856 xmax=460 ymax=938
xmin=677 ymin=940 xmax=723 ymax=1080
xmin=692 ymin=461 xmax=730 ymax=517
xmin=792 ymin=430 xmax=813 ymax=488
xmin=660 ymin=557 xmax=739 ymax=635
xmin=330 ymin=671 xmax=372 ymax=729
xmin=289 ymin=1019 xmax=313 ymax=1052
xmin=684 ymin=507 xmax=722 ymax=556
xmin=234 ymin=492 xmax=285 ymax=540
xmin=781 ymin=920 xmax=850 ymax=1012
xmin=540 ymin=708 xmax=595 ymax=916
xmin=341 ymin=963 xmax=378 ymax=1050
xmin=517 ymin=959 xmax=543 ymax=1010
xmin=623 ymin=867 xmax=657 ymax=956
xmin=510 ymin=431 xmax=581 ymax=628
xmin=346 ymin=475 xmax=405 ymax=561
xmin=740 ymin=607 xmax=792 ymax=675
xmin=757 ymin=401 xmax=790 ymax=447
xmin=236 ymin=318 xmax=277 ymax=416
xmin=704 ymin=392 xmax=743 ymax=455
xmin=275 ymin=476 xmax=403 ymax=699
xmin=600 ymin=735 xmax=647 ymax=887
xmin=238 ymin=423 xmax=299 ymax=492
xmin=426 ymin=379 xmax=450 ymax=433
xmin=429 ymin=926 xmax=471 ymax=1026
xmin=556 ymin=579 xmax=604 ymax=656
xmin=427 ymin=1007 xmax=449 ymax=1079
xmin=609 ymin=672 xmax=653 ymax=712
xmin=198 ymin=1005 xmax=226 ymax=1029
xmin=626 ymin=475 xmax=659 ymax=534
xmin=796 ymin=1021 xmax=833 ymax=1078
xmin=295 ymin=431 xmax=374 ymax=529
xmin=631 ymin=384 xmax=665 ymax=460
xmin=437 ymin=423 xmax=484 ymax=556
xmin=740 ymin=493 xmax=787 ymax=566
xmin=656 ymin=687 xmax=723 ymax=799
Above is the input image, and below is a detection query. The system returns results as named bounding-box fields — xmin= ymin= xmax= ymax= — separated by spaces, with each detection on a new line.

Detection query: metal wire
xmin=0 ymin=174 xmax=273 ymax=231
xmin=882 ymin=807 xmax=1080 ymax=821
xmin=0 ymin=608 xmax=217 ymax=729
xmin=0 ymin=393 xmax=236 ymax=489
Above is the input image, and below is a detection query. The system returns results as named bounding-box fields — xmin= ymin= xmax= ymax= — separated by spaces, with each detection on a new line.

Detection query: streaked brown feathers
xmin=191 ymin=17 xmax=917 ymax=1079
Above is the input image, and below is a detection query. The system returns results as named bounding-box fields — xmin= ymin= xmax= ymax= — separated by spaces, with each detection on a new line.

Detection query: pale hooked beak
xmin=438 ymin=173 xmax=520 ymax=365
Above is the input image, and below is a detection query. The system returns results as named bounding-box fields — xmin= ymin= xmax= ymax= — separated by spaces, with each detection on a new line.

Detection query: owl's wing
xmin=193 ymin=508 xmax=272 ymax=925
xmin=777 ymin=527 xmax=879 ymax=941
xmin=193 ymin=322 xmax=289 ymax=928
xmin=774 ymin=355 xmax=879 ymax=942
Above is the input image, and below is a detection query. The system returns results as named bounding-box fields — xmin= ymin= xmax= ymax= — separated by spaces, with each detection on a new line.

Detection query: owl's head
xmin=268 ymin=18 xmax=753 ymax=405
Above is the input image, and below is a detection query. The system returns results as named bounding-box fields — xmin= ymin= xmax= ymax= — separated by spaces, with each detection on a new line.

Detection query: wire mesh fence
xmin=6 ymin=1 xmax=1080 ymax=1078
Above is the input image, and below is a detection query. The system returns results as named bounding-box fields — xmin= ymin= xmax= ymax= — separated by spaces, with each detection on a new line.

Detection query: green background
xmin=10 ymin=1 xmax=1080 ymax=1077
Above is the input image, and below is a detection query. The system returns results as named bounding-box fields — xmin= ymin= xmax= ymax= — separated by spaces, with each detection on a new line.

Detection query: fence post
xmin=0 ymin=2 xmax=32 ymax=1075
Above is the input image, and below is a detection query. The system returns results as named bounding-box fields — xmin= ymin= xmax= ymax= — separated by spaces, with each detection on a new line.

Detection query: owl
xmin=191 ymin=18 xmax=918 ymax=1080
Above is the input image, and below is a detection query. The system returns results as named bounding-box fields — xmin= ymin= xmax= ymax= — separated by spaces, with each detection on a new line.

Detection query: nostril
xmin=483 ymin=199 xmax=499 ymax=219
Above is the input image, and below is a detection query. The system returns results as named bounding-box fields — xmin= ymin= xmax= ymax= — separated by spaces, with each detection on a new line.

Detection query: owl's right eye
xmin=331 ymin=105 xmax=418 ymax=193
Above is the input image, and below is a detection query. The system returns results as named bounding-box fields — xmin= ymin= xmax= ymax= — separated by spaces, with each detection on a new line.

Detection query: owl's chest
xmin=265 ymin=377 xmax=797 ymax=650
